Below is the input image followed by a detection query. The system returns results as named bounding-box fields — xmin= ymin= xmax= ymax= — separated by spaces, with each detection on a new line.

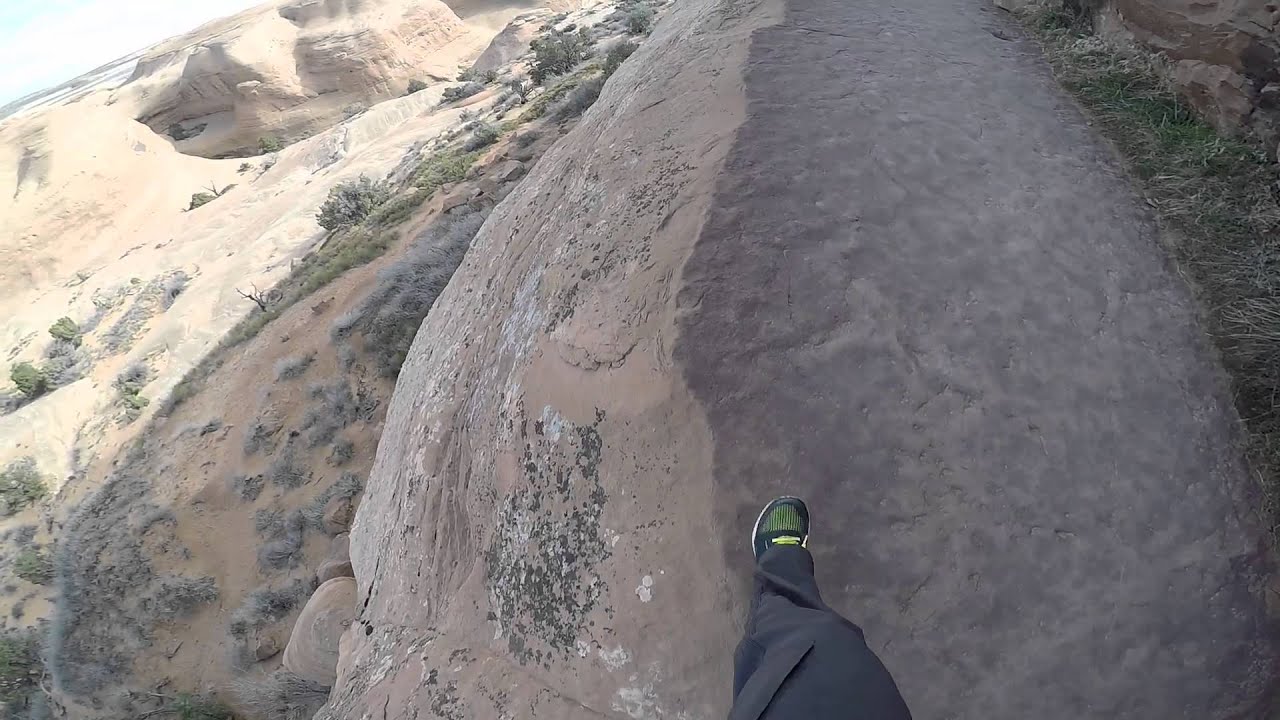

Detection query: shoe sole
xmin=751 ymin=496 xmax=809 ymax=556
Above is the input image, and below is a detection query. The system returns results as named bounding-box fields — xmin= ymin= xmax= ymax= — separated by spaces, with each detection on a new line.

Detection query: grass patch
xmin=413 ymin=150 xmax=480 ymax=192
xmin=1023 ymin=3 xmax=1280 ymax=533
xmin=229 ymin=580 xmax=313 ymax=636
xmin=13 ymin=548 xmax=51 ymax=584
xmin=233 ymin=670 xmax=330 ymax=720
xmin=0 ymin=631 xmax=39 ymax=703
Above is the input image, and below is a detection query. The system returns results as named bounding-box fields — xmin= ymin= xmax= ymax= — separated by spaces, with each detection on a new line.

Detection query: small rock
xmin=322 ymin=495 xmax=355 ymax=535
xmin=254 ymin=635 xmax=281 ymax=661
xmin=439 ymin=187 xmax=472 ymax=213
xmin=494 ymin=160 xmax=526 ymax=183
xmin=316 ymin=532 xmax=354 ymax=583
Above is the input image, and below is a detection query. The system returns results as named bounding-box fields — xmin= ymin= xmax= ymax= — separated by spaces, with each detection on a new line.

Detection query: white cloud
xmin=0 ymin=0 xmax=266 ymax=104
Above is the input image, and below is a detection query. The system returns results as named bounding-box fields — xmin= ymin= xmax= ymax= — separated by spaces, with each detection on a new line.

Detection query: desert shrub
xmin=9 ymin=363 xmax=46 ymax=399
xmin=440 ymin=82 xmax=484 ymax=104
xmin=459 ymin=67 xmax=499 ymax=84
xmin=367 ymin=187 xmax=431 ymax=228
xmin=243 ymin=415 xmax=283 ymax=456
xmin=167 ymin=123 xmax=207 ymax=141
xmin=233 ymin=474 xmax=265 ymax=502
xmin=626 ymin=4 xmax=654 ymax=34
xmin=0 ymin=631 xmax=39 ymax=703
xmin=301 ymin=380 xmax=358 ymax=448
xmin=317 ymin=175 xmax=391 ymax=231
xmin=150 ymin=576 xmax=218 ymax=618
xmin=0 ymin=458 xmax=45 ymax=516
xmin=268 ymin=452 xmax=311 ymax=489
xmin=102 ymin=273 xmax=184 ymax=354
xmin=463 ymin=122 xmax=501 ymax=151
xmin=188 ymin=192 xmax=216 ymax=210
xmin=257 ymin=509 xmax=307 ymax=571
xmin=148 ymin=693 xmax=234 ymax=720
xmin=406 ymin=79 xmax=429 ymax=95
xmin=604 ymin=40 xmax=638 ymax=78
xmin=339 ymin=211 xmax=486 ymax=374
xmin=47 ymin=317 xmax=80 ymax=345
xmin=258 ymin=136 xmax=282 ymax=153
xmin=116 ymin=362 xmax=152 ymax=422
xmin=552 ymin=76 xmax=604 ymax=120
xmin=413 ymin=150 xmax=479 ymax=192
xmin=530 ymin=28 xmax=593 ymax=84
xmin=233 ymin=670 xmax=331 ymax=719
xmin=274 ymin=353 xmax=315 ymax=381
xmin=342 ymin=103 xmax=366 ymax=119
xmin=229 ymin=580 xmax=313 ymax=636
xmin=301 ymin=472 xmax=364 ymax=531
xmin=505 ymin=77 xmax=531 ymax=102
xmin=12 ymin=549 xmax=51 ymax=584
xmin=238 ymin=162 xmax=253 ymax=173
xmin=42 ymin=340 xmax=91 ymax=388
xmin=328 ymin=439 xmax=355 ymax=465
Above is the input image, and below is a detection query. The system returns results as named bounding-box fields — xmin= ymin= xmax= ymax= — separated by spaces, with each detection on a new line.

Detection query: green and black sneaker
xmin=751 ymin=496 xmax=810 ymax=559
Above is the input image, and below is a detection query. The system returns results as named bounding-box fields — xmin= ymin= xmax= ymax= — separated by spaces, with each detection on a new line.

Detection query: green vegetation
xmin=441 ymin=81 xmax=484 ymax=104
xmin=0 ymin=631 xmax=39 ymax=703
xmin=9 ymin=362 xmax=46 ymax=399
xmin=149 ymin=693 xmax=234 ymax=720
xmin=626 ymin=4 xmax=654 ymax=34
xmin=116 ymin=362 xmax=152 ymax=423
xmin=189 ymin=192 xmax=216 ymax=210
xmin=0 ymin=457 xmax=45 ymax=517
xmin=406 ymin=78 xmax=429 ymax=95
xmin=459 ymin=67 xmax=499 ymax=84
xmin=48 ymin=317 xmax=81 ymax=345
xmin=413 ymin=149 xmax=480 ymax=191
xmin=258 ymin=136 xmax=282 ymax=153
xmin=464 ymin=122 xmax=502 ymax=151
xmin=1024 ymin=2 xmax=1280 ymax=533
xmin=529 ymin=28 xmax=593 ymax=85
xmin=604 ymin=41 xmax=638 ymax=78
xmin=316 ymin=175 xmax=392 ymax=231
xmin=13 ymin=549 xmax=51 ymax=585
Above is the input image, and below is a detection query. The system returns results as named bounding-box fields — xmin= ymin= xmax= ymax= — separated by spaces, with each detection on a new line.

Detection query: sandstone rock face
xmin=468 ymin=10 xmax=552 ymax=73
xmin=282 ymin=577 xmax=358 ymax=687
xmin=116 ymin=0 xmax=479 ymax=157
xmin=321 ymin=494 xmax=356 ymax=535
xmin=1093 ymin=0 xmax=1280 ymax=144
xmin=318 ymin=0 xmax=773 ymax=715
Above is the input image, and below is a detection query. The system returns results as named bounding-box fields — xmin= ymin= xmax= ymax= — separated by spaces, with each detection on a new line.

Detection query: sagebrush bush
xmin=463 ymin=123 xmax=501 ymax=151
xmin=256 ymin=509 xmax=307 ymax=571
xmin=626 ymin=4 xmax=654 ymax=34
xmin=413 ymin=151 xmax=479 ymax=192
xmin=233 ymin=474 xmax=264 ymax=502
xmin=268 ymin=451 xmax=311 ymax=489
xmin=552 ymin=76 xmax=604 ymax=120
xmin=459 ymin=68 xmax=499 ymax=84
xmin=259 ymin=136 xmax=282 ymax=153
xmin=441 ymin=82 xmax=484 ymax=104
xmin=329 ymin=439 xmax=355 ymax=465
xmin=406 ymin=79 xmax=429 ymax=95
xmin=301 ymin=472 xmax=364 ymax=531
xmin=604 ymin=41 xmax=638 ymax=78
xmin=229 ymin=580 xmax=313 ymax=636
xmin=150 ymin=576 xmax=218 ymax=618
xmin=42 ymin=339 xmax=92 ymax=388
xmin=316 ymin=176 xmax=391 ymax=231
xmin=339 ymin=211 xmax=486 ymax=374
xmin=233 ymin=670 xmax=331 ymax=720
xmin=530 ymin=29 xmax=593 ymax=84
xmin=302 ymin=380 xmax=358 ymax=448
xmin=0 ymin=458 xmax=46 ymax=516
xmin=274 ymin=353 xmax=315 ymax=381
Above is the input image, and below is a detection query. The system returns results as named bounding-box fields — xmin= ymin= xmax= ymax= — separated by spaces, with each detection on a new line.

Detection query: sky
xmin=0 ymin=0 xmax=266 ymax=104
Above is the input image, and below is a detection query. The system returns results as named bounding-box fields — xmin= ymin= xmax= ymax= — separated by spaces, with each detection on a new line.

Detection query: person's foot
xmin=751 ymin=496 xmax=810 ymax=559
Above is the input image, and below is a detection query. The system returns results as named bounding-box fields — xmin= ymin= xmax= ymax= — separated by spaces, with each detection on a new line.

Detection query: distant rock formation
xmin=116 ymin=0 xmax=480 ymax=158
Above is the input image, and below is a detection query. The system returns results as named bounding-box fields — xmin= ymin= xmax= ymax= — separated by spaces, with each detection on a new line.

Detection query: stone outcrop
xmin=115 ymin=0 xmax=478 ymax=157
xmin=317 ymin=0 xmax=768 ymax=714
xmin=282 ymin=576 xmax=358 ymax=687
xmin=468 ymin=10 xmax=552 ymax=73
xmin=1081 ymin=0 xmax=1278 ymax=148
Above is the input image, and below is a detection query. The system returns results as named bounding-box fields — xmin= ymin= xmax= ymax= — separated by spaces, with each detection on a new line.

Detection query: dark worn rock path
xmin=677 ymin=0 xmax=1279 ymax=716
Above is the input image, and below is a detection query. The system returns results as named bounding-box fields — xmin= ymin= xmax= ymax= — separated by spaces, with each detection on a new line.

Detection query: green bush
xmin=464 ymin=123 xmax=501 ymax=151
xmin=48 ymin=317 xmax=81 ymax=345
xmin=441 ymin=82 xmax=484 ymax=104
xmin=626 ymin=5 xmax=654 ymax=34
xmin=0 ymin=458 xmax=46 ymax=516
xmin=0 ymin=631 xmax=38 ymax=702
xmin=316 ymin=175 xmax=392 ymax=231
xmin=13 ymin=549 xmax=51 ymax=585
xmin=459 ymin=68 xmax=499 ymax=84
xmin=414 ymin=150 xmax=480 ymax=191
xmin=406 ymin=79 xmax=429 ymax=95
xmin=10 ymin=362 xmax=46 ymax=398
xmin=259 ymin=136 xmax=282 ymax=153
xmin=604 ymin=41 xmax=638 ymax=78
xmin=530 ymin=29 xmax=593 ymax=85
